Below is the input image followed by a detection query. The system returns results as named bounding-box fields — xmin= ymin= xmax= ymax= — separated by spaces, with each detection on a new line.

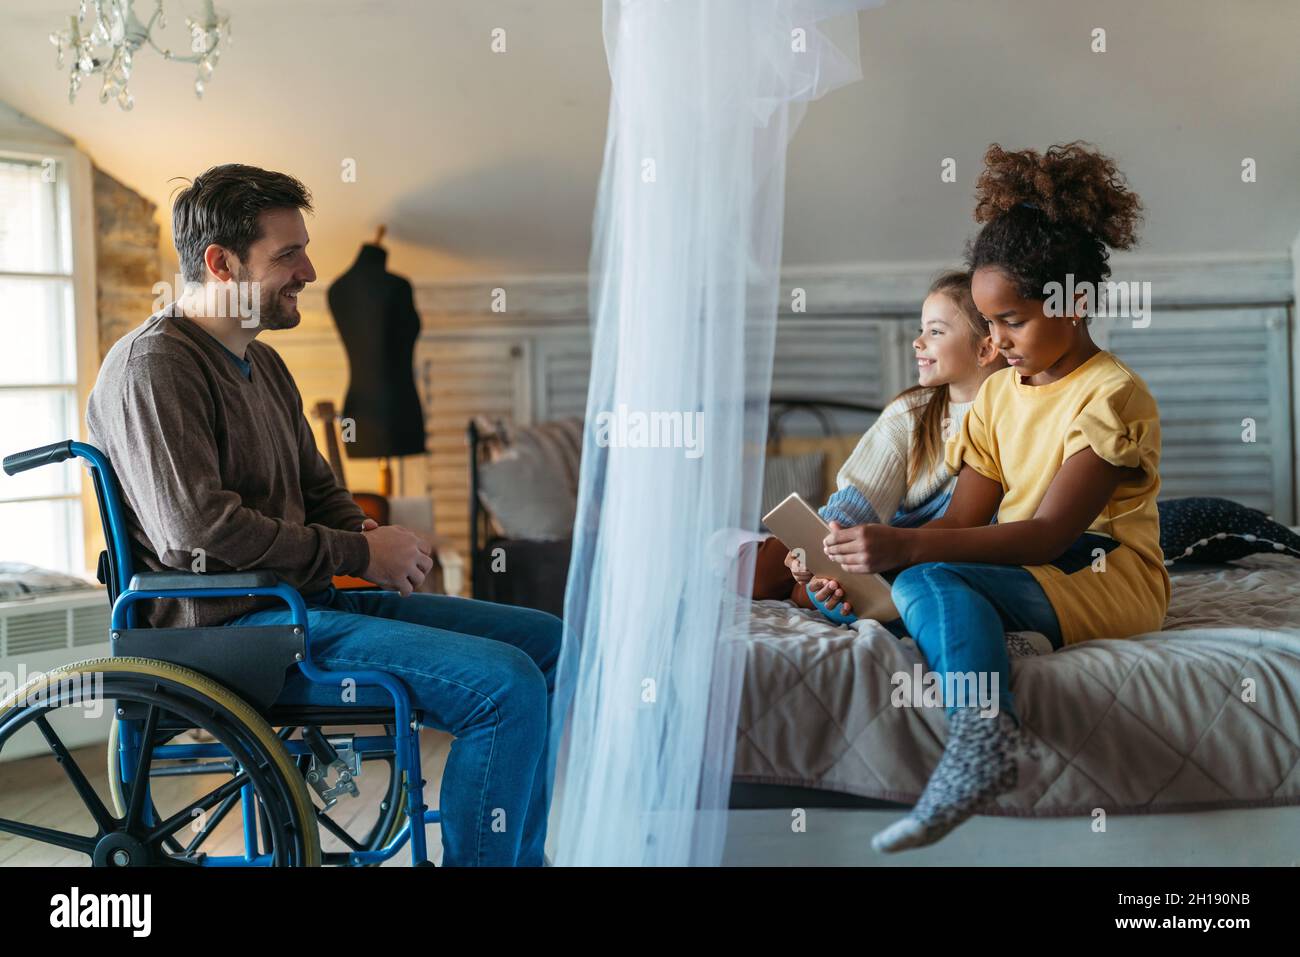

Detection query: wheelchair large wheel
xmin=0 ymin=657 xmax=321 ymax=866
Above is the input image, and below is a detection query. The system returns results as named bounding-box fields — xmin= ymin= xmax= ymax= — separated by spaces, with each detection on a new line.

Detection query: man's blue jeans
xmin=225 ymin=587 xmax=561 ymax=867
xmin=885 ymin=562 xmax=1063 ymax=726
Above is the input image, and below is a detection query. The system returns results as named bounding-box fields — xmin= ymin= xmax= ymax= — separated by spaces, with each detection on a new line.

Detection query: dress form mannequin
xmin=326 ymin=226 xmax=426 ymax=495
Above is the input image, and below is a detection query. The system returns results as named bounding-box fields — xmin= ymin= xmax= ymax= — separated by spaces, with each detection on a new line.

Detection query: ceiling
xmin=1 ymin=0 xmax=1297 ymax=284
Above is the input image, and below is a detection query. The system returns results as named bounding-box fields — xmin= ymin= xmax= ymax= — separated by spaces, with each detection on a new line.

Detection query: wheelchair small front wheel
xmin=0 ymin=657 xmax=321 ymax=866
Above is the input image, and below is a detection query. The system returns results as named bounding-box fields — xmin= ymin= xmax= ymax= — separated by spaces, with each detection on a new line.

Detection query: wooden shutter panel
xmin=416 ymin=336 xmax=529 ymax=570
xmin=532 ymin=328 xmax=592 ymax=422
xmin=1100 ymin=307 xmax=1293 ymax=521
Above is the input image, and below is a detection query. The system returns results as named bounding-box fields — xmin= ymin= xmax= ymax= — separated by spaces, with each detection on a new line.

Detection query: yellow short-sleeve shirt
xmin=944 ymin=350 xmax=1171 ymax=644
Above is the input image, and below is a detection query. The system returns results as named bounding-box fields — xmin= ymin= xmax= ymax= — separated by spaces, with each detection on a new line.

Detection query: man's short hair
xmin=171 ymin=164 xmax=313 ymax=283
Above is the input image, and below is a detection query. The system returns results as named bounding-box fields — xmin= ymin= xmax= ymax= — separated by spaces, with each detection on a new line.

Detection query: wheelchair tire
xmin=0 ymin=657 xmax=321 ymax=866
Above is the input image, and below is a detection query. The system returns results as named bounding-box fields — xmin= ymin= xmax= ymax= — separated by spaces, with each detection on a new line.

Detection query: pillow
xmin=1158 ymin=496 xmax=1300 ymax=566
xmin=759 ymin=451 xmax=825 ymax=532
xmin=476 ymin=421 xmax=581 ymax=541
xmin=765 ymin=433 xmax=862 ymax=509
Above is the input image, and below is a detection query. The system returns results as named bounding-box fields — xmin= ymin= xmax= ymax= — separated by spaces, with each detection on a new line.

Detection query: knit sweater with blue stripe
xmin=818 ymin=388 xmax=974 ymax=529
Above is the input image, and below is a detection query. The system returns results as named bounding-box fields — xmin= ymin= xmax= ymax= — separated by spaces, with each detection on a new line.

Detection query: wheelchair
xmin=0 ymin=440 xmax=440 ymax=866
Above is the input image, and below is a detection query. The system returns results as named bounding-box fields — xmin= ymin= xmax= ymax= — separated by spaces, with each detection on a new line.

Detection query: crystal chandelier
xmin=49 ymin=1 xmax=232 ymax=111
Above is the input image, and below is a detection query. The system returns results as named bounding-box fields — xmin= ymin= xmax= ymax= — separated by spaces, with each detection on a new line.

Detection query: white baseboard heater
xmin=0 ymin=589 xmax=113 ymax=762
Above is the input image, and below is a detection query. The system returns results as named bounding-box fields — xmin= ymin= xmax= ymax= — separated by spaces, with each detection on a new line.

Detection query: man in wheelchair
xmin=84 ymin=164 xmax=561 ymax=867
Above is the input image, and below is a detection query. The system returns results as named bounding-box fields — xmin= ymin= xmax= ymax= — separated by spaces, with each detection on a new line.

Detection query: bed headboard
xmin=466 ymin=397 xmax=881 ymax=562
xmin=766 ymin=395 xmax=883 ymax=444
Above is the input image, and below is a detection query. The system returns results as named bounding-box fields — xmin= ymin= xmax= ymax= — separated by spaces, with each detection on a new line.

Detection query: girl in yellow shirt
xmin=818 ymin=142 xmax=1169 ymax=853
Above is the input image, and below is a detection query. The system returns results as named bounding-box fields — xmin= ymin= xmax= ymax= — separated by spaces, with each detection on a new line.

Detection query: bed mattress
xmin=732 ymin=553 xmax=1300 ymax=816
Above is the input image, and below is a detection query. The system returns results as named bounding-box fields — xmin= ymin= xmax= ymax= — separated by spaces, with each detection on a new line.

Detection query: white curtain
xmin=550 ymin=0 xmax=879 ymax=867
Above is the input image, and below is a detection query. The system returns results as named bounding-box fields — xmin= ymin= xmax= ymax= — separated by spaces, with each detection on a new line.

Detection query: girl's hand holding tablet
xmin=784 ymin=548 xmax=813 ymax=585
xmin=823 ymin=520 xmax=910 ymax=574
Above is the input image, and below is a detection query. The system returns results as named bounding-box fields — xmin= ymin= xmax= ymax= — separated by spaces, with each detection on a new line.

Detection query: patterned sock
xmin=1004 ymin=630 xmax=1054 ymax=658
xmin=871 ymin=707 xmax=1023 ymax=853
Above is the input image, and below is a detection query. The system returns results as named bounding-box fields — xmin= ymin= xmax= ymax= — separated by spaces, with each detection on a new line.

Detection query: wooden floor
xmin=13 ymin=725 xmax=1296 ymax=866
xmin=0 ymin=725 xmax=453 ymax=867
xmin=721 ymin=805 xmax=1300 ymax=866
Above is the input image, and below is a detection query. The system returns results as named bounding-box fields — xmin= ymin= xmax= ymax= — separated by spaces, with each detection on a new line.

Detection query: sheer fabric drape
xmin=550 ymin=0 xmax=878 ymax=866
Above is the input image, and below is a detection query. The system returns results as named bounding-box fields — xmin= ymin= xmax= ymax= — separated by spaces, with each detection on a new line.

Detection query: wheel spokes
xmin=124 ymin=705 xmax=160 ymax=831
xmin=33 ymin=713 xmax=117 ymax=836
xmin=184 ymin=791 xmax=241 ymax=856
xmin=2 ymin=674 xmax=317 ymax=867
xmin=145 ymin=771 xmax=250 ymax=846
xmin=0 ymin=816 xmax=97 ymax=856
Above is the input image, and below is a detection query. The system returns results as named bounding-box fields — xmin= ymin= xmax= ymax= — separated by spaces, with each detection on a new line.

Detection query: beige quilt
xmin=732 ymin=552 xmax=1300 ymax=816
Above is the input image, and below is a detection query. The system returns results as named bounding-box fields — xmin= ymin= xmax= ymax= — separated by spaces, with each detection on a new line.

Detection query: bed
xmin=465 ymin=396 xmax=879 ymax=616
xmin=460 ymin=397 xmax=1300 ymax=824
xmin=0 ymin=562 xmax=101 ymax=602
xmin=730 ymin=549 xmax=1300 ymax=822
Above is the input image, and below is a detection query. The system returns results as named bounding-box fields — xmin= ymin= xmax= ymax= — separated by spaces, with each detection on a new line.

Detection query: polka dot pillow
xmin=1158 ymin=496 xmax=1300 ymax=567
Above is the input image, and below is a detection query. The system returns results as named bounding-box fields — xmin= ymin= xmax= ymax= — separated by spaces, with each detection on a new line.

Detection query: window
xmin=0 ymin=153 xmax=86 ymax=575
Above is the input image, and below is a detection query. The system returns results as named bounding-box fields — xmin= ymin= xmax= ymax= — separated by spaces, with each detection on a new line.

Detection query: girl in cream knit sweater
xmin=780 ymin=270 xmax=1005 ymax=614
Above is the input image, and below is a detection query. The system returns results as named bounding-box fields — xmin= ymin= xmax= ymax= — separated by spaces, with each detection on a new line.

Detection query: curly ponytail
xmin=965 ymin=141 xmax=1144 ymax=300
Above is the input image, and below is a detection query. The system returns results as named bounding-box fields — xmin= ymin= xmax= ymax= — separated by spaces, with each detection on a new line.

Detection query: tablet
xmin=761 ymin=492 xmax=899 ymax=622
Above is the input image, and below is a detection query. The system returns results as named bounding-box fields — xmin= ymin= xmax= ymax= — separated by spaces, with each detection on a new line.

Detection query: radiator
xmin=0 ymin=589 xmax=113 ymax=762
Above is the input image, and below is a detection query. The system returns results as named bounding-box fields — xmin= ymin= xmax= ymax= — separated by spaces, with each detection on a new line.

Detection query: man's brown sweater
xmin=87 ymin=312 xmax=371 ymax=629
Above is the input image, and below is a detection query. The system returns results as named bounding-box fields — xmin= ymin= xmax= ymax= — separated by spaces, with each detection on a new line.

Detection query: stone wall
xmin=92 ymin=166 xmax=162 ymax=360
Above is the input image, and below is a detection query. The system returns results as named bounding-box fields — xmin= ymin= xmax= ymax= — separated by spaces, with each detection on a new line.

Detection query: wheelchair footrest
xmin=302 ymin=728 xmax=361 ymax=810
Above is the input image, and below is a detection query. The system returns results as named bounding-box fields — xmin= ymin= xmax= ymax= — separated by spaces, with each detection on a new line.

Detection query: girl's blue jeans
xmin=883 ymin=562 xmax=1063 ymax=727
xmin=225 ymin=587 xmax=561 ymax=867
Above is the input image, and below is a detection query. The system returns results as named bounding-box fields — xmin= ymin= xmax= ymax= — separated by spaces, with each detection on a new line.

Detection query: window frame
xmin=0 ymin=139 xmax=100 ymax=578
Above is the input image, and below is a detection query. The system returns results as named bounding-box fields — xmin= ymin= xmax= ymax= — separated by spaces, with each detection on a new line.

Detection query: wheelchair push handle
xmin=3 ymin=440 xmax=75 ymax=476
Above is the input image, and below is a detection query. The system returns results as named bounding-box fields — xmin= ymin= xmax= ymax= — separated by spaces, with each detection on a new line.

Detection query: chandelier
xmin=49 ymin=1 xmax=232 ymax=111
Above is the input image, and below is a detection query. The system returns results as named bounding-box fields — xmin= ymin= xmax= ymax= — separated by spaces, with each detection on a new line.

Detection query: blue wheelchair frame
xmin=27 ymin=440 xmax=440 ymax=866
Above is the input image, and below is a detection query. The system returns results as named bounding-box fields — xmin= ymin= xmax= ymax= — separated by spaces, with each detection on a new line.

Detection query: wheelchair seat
xmin=264 ymin=705 xmax=424 ymax=727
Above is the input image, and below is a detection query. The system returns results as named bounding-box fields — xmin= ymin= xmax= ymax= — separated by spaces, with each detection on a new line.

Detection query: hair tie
xmin=1019 ymin=201 xmax=1040 ymax=210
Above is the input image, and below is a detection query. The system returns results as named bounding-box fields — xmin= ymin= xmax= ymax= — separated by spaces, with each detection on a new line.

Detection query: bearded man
xmin=87 ymin=165 xmax=558 ymax=867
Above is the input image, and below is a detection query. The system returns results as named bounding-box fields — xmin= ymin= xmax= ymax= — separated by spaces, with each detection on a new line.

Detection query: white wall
xmin=1 ymin=0 xmax=1297 ymax=284
xmin=0 ymin=100 xmax=73 ymax=145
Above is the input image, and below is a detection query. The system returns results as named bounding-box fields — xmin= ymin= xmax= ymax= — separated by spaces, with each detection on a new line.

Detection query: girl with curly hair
xmin=827 ymin=141 xmax=1170 ymax=852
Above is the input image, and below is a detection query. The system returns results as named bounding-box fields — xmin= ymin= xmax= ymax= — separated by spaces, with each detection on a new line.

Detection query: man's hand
xmin=361 ymin=524 xmax=434 ymax=597
xmin=822 ymin=521 xmax=912 ymax=575
xmin=359 ymin=518 xmax=379 ymax=532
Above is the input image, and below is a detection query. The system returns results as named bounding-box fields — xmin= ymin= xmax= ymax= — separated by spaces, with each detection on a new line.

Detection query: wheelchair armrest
xmin=113 ymin=570 xmax=306 ymax=631
xmin=127 ymin=570 xmax=280 ymax=592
